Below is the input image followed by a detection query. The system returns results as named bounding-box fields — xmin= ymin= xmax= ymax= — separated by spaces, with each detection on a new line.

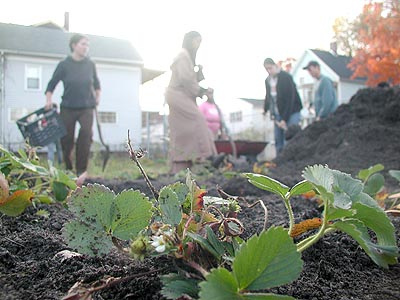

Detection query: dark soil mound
xmin=273 ymin=87 xmax=400 ymax=184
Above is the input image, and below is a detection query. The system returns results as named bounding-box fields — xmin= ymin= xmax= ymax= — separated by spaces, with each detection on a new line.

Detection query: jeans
xmin=47 ymin=139 xmax=62 ymax=164
xmin=274 ymin=112 xmax=301 ymax=154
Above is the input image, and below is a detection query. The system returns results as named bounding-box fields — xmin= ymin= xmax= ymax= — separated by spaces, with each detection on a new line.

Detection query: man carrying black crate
xmin=45 ymin=33 xmax=101 ymax=186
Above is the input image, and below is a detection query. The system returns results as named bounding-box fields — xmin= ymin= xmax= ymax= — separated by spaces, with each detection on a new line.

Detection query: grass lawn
xmin=88 ymin=151 xmax=170 ymax=180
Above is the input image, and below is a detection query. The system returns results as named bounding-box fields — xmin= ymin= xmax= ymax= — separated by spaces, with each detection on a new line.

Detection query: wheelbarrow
xmin=214 ymin=140 xmax=268 ymax=163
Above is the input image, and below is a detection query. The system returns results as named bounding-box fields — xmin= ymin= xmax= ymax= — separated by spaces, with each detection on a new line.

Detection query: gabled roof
xmin=0 ymin=22 xmax=143 ymax=64
xmin=239 ymin=98 xmax=264 ymax=108
xmin=310 ymin=49 xmax=356 ymax=80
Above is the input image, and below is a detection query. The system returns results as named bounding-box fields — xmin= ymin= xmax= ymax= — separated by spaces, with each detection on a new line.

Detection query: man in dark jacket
xmin=263 ymin=58 xmax=302 ymax=154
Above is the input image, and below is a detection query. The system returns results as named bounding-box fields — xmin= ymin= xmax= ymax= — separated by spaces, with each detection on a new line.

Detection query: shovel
xmin=94 ymin=107 xmax=110 ymax=171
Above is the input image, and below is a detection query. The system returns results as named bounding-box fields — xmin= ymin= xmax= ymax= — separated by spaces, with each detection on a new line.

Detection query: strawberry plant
xmin=0 ymin=144 xmax=76 ymax=216
xmin=246 ymin=164 xmax=399 ymax=268
xmin=63 ymin=137 xmax=303 ymax=300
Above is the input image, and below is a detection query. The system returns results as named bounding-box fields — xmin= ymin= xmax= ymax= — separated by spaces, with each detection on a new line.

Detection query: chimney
xmin=330 ymin=41 xmax=338 ymax=56
xmin=64 ymin=12 xmax=70 ymax=31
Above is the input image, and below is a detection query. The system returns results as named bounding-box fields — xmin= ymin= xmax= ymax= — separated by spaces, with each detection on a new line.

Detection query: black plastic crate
xmin=16 ymin=107 xmax=66 ymax=147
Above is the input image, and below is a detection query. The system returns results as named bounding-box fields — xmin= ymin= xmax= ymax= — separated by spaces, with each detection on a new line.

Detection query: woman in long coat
xmin=165 ymin=31 xmax=217 ymax=173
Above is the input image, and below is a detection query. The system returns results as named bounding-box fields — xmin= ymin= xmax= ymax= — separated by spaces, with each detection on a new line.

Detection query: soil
xmin=1 ymin=87 xmax=400 ymax=300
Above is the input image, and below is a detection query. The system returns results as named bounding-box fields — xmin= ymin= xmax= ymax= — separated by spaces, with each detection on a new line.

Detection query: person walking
xmin=263 ymin=58 xmax=302 ymax=154
xmin=45 ymin=33 xmax=101 ymax=186
xmin=165 ymin=31 xmax=217 ymax=173
xmin=303 ymin=61 xmax=338 ymax=121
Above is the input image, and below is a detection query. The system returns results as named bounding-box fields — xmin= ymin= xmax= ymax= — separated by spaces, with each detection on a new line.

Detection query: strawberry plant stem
xmin=283 ymin=197 xmax=295 ymax=234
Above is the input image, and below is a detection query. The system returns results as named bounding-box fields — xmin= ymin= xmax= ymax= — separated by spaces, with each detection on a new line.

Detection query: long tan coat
xmin=165 ymin=49 xmax=216 ymax=170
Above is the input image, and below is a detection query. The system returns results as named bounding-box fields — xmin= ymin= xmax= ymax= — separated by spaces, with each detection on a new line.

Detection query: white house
xmin=0 ymin=21 xmax=161 ymax=151
xmin=291 ymin=49 xmax=366 ymax=109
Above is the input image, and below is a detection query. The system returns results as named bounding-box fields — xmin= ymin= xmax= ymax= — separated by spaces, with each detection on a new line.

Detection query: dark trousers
xmin=60 ymin=107 xmax=94 ymax=175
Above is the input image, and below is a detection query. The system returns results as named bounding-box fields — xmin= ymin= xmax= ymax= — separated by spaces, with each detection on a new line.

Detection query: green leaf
xmin=352 ymin=203 xmax=397 ymax=250
xmin=51 ymin=181 xmax=69 ymax=201
xmin=169 ymin=182 xmax=189 ymax=204
xmin=353 ymin=192 xmax=381 ymax=209
xmin=199 ymin=268 xmax=240 ymax=300
xmin=302 ymin=165 xmax=334 ymax=193
xmin=65 ymin=184 xmax=153 ymax=256
xmin=288 ymin=180 xmax=313 ymax=197
xmin=333 ymin=219 xmax=398 ymax=268
xmin=326 ymin=207 xmax=356 ymax=221
xmin=233 ymin=227 xmax=303 ymax=291
xmin=206 ymin=226 xmax=226 ymax=259
xmin=245 ymin=173 xmax=289 ymax=198
xmin=187 ymin=232 xmax=221 ymax=259
xmin=358 ymin=164 xmax=384 ymax=182
xmin=159 ymin=187 xmax=182 ymax=226
xmin=0 ymin=190 xmax=33 ymax=216
xmin=332 ymin=170 xmax=364 ymax=199
xmin=161 ymin=273 xmax=199 ymax=299
xmin=64 ymin=220 xmax=113 ymax=256
xmin=68 ymin=184 xmax=115 ymax=234
xmin=0 ymin=145 xmax=48 ymax=176
xmin=363 ymin=173 xmax=385 ymax=196
xmin=389 ymin=170 xmax=400 ymax=182
xmin=111 ymin=189 xmax=152 ymax=240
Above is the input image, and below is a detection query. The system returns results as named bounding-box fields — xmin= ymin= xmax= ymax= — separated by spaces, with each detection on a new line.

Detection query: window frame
xmin=24 ymin=64 xmax=42 ymax=91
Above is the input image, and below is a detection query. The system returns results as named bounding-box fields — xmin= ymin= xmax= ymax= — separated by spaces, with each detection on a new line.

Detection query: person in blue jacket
xmin=303 ymin=61 xmax=338 ymax=121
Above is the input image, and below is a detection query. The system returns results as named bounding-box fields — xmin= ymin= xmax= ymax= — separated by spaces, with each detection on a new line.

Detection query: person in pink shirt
xmin=199 ymin=88 xmax=222 ymax=139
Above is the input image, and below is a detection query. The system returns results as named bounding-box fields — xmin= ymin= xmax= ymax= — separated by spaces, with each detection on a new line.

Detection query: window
xmin=9 ymin=107 xmax=30 ymax=122
xmin=98 ymin=111 xmax=117 ymax=124
xmin=230 ymin=111 xmax=242 ymax=123
xmin=25 ymin=65 xmax=42 ymax=91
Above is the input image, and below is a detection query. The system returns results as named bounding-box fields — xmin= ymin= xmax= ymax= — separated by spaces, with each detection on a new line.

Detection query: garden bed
xmin=1 ymin=87 xmax=400 ymax=300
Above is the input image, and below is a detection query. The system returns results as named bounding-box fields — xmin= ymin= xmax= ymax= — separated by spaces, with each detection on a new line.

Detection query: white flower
xmin=151 ymin=236 xmax=166 ymax=253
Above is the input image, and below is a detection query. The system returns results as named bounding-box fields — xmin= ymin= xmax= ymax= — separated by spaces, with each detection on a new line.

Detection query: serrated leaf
xmin=199 ymin=268 xmax=239 ymax=300
xmin=302 ymin=165 xmax=334 ymax=193
xmin=68 ymin=184 xmax=115 ymax=233
xmin=245 ymin=173 xmax=289 ymax=198
xmin=111 ymin=189 xmax=152 ymax=240
xmin=52 ymin=181 xmax=69 ymax=201
xmin=333 ymin=219 xmax=398 ymax=268
xmin=159 ymin=187 xmax=182 ymax=225
xmin=363 ymin=173 xmax=385 ymax=196
xmin=161 ymin=273 xmax=199 ymax=299
xmin=0 ymin=190 xmax=33 ymax=216
xmin=288 ymin=180 xmax=313 ymax=197
xmin=389 ymin=170 xmax=400 ymax=182
xmin=332 ymin=170 xmax=364 ymax=199
xmin=64 ymin=220 xmax=113 ymax=256
xmin=169 ymin=182 xmax=189 ymax=204
xmin=358 ymin=164 xmax=384 ymax=182
xmin=233 ymin=227 xmax=303 ymax=291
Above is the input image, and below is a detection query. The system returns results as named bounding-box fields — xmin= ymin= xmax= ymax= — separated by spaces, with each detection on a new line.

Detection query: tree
xmin=332 ymin=16 xmax=359 ymax=57
xmin=349 ymin=0 xmax=400 ymax=86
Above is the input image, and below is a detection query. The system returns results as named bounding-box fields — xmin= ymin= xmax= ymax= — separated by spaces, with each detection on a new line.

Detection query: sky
xmin=1 ymin=0 xmax=366 ymax=110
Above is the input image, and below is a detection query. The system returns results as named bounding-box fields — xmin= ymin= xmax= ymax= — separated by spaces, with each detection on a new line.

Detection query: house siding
xmin=338 ymin=81 xmax=365 ymax=104
xmin=2 ymin=54 xmax=141 ymax=150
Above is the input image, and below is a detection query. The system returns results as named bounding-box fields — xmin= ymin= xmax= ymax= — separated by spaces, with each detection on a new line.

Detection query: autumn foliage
xmin=349 ymin=1 xmax=400 ymax=86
